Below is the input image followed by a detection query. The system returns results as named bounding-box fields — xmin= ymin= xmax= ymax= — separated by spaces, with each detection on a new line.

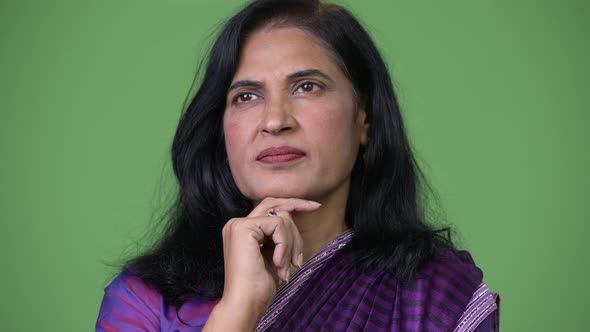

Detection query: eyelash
xmin=294 ymin=81 xmax=322 ymax=94
xmin=232 ymin=92 xmax=259 ymax=104
xmin=231 ymin=81 xmax=323 ymax=105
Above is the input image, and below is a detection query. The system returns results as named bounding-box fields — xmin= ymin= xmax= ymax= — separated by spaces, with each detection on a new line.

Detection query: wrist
xmin=204 ymin=297 xmax=268 ymax=331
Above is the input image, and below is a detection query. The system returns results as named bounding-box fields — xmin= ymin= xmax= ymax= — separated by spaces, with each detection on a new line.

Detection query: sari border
xmin=453 ymin=282 xmax=500 ymax=332
xmin=255 ymin=229 xmax=354 ymax=332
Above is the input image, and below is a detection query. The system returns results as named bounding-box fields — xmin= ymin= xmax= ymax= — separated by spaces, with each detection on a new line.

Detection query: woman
xmin=96 ymin=0 xmax=499 ymax=331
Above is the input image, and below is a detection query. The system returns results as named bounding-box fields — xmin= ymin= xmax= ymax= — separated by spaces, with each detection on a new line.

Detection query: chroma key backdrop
xmin=1 ymin=0 xmax=588 ymax=331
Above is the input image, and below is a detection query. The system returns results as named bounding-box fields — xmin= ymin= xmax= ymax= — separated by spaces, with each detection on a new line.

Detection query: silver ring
xmin=267 ymin=209 xmax=277 ymax=217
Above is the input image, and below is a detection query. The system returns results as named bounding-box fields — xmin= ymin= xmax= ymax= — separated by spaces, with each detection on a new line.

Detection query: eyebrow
xmin=286 ymin=69 xmax=333 ymax=82
xmin=228 ymin=68 xmax=333 ymax=92
xmin=228 ymin=79 xmax=262 ymax=92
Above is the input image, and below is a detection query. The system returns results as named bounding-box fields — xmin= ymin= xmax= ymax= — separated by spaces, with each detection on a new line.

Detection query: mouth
xmin=256 ymin=145 xmax=306 ymax=164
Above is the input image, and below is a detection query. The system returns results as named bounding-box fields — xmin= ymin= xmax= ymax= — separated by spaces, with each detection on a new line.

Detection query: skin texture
xmin=223 ymin=27 xmax=367 ymax=204
xmin=204 ymin=27 xmax=368 ymax=331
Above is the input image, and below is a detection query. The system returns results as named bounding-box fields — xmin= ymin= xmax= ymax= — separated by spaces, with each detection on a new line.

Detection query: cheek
xmin=223 ymin=117 xmax=243 ymax=158
xmin=223 ymin=118 xmax=247 ymax=189
xmin=309 ymin=102 xmax=359 ymax=147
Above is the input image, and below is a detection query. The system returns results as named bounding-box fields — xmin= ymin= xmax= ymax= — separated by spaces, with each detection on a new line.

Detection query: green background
xmin=1 ymin=0 xmax=588 ymax=330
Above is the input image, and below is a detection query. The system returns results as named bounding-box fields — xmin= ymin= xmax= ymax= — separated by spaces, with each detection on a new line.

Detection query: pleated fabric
xmin=267 ymin=246 xmax=483 ymax=332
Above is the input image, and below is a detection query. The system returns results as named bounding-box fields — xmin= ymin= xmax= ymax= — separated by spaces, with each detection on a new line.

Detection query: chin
xmin=248 ymin=185 xmax=313 ymax=201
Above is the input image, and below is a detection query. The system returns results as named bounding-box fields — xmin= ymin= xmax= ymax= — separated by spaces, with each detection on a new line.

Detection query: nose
xmin=260 ymin=95 xmax=297 ymax=136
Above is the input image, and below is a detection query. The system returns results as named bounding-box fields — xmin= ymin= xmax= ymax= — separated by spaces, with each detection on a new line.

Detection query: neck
xmin=292 ymin=180 xmax=350 ymax=262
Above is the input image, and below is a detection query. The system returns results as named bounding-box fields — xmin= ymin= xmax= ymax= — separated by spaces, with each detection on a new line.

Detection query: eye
xmin=233 ymin=92 xmax=259 ymax=104
xmin=294 ymin=81 xmax=322 ymax=94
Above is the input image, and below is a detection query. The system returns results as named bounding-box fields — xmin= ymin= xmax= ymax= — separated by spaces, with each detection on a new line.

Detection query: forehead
xmin=232 ymin=27 xmax=345 ymax=80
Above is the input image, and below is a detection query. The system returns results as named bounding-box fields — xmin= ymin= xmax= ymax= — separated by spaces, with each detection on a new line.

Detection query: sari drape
xmin=96 ymin=230 xmax=499 ymax=331
xmin=257 ymin=230 xmax=498 ymax=331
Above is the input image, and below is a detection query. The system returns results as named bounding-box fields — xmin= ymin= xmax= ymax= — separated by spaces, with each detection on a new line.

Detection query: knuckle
xmin=276 ymin=216 xmax=287 ymax=227
xmin=223 ymin=218 xmax=235 ymax=228
xmin=231 ymin=221 xmax=244 ymax=232
xmin=222 ymin=220 xmax=230 ymax=232
xmin=261 ymin=197 xmax=275 ymax=205
xmin=223 ymin=218 xmax=241 ymax=232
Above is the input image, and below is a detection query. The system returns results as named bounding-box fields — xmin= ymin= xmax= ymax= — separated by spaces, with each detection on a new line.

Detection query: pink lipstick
xmin=256 ymin=146 xmax=306 ymax=164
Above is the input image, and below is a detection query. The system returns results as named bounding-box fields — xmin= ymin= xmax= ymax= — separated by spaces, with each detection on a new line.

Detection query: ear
xmin=356 ymin=108 xmax=369 ymax=145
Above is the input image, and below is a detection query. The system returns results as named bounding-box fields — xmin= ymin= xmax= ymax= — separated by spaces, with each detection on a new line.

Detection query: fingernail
xmin=308 ymin=201 xmax=321 ymax=207
xmin=296 ymin=252 xmax=303 ymax=268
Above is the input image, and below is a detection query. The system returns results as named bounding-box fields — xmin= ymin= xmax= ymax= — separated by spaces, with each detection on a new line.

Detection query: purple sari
xmin=96 ymin=230 xmax=499 ymax=331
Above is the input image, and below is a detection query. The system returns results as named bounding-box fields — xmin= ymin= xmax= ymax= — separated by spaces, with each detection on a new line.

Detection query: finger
xmin=289 ymin=220 xmax=304 ymax=268
xmin=273 ymin=211 xmax=295 ymax=272
xmin=271 ymin=218 xmax=291 ymax=272
xmin=274 ymin=211 xmax=304 ymax=280
xmin=252 ymin=215 xmax=294 ymax=281
xmin=252 ymin=216 xmax=289 ymax=262
xmin=249 ymin=197 xmax=321 ymax=217
xmin=274 ymin=210 xmax=303 ymax=269
xmin=223 ymin=217 xmax=266 ymax=251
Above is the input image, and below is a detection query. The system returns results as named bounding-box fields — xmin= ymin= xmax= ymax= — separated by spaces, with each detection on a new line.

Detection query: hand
xmin=203 ymin=197 xmax=321 ymax=331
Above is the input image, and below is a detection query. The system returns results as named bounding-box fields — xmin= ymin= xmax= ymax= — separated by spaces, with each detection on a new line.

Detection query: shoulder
xmin=96 ymin=270 xmax=164 ymax=331
xmin=417 ymin=249 xmax=483 ymax=283
xmin=424 ymin=251 xmax=500 ymax=331
xmin=96 ymin=270 xmax=220 ymax=331
xmin=103 ymin=269 xmax=164 ymax=309
xmin=398 ymin=250 xmax=485 ymax=328
xmin=416 ymin=249 xmax=484 ymax=302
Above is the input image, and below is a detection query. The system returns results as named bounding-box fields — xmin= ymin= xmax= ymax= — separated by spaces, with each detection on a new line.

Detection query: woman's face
xmin=223 ymin=27 xmax=367 ymax=203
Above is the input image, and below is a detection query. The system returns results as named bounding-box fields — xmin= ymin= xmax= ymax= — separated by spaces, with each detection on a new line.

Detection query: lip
xmin=256 ymin=145 xmax=306 ymax=164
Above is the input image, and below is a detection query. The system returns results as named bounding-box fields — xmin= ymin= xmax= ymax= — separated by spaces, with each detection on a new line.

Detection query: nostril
xmin=262 ymin=126 xmax=292 ymax=135
xmin=259 ymin=106 xmax=296 ymax=135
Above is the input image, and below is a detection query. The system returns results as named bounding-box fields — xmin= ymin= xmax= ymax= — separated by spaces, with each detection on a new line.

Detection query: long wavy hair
xmin=126 ymin=0 xmax=453 ymax=309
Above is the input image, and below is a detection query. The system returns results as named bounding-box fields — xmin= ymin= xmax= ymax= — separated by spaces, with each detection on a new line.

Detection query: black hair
xmin=125 ymin=0 xmax=453 ymax=309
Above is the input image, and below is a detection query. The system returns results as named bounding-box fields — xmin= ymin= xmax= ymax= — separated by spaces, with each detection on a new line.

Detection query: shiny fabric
xmin=96 ymin=232 xmax=499 ymax=331
xmin=264 ymin=246 xmax=493 ymax=331
xmin=96 ymin=271 xmax=218 ymax=331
